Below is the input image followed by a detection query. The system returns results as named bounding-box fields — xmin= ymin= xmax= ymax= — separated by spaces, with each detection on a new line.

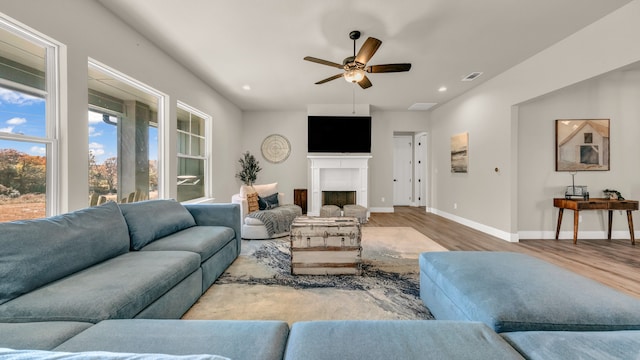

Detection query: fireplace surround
xmin=308 ymin=155 xmax=371 ymax=217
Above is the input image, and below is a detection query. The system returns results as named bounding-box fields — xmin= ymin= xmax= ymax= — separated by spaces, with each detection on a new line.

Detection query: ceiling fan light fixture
xmin=344 ymin=68 xmax=365 ymax=83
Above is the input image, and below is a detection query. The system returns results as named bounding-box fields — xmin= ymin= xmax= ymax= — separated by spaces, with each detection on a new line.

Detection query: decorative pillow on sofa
xmin=119 ymin=199 xmax=196 ymax=250
xmin=246 ymin=192 xmax=260 ymax=213
xmin=0 ymin=201 xmax=130 ymax=305
xmin=258 ymin=193 xmax=279 ymax=210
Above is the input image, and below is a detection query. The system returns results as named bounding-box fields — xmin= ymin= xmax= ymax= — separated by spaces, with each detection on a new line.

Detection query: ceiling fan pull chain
xmin=352 ymin=84 xmax=356 ymax=114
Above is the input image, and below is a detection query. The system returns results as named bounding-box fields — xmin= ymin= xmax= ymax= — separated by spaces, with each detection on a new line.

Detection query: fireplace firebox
xmin=322 ymin=191 xmax=356 ymax=208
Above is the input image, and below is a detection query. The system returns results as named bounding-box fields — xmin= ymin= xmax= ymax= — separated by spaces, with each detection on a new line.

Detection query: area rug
xmin=182 ymin=226 xmax=448 ymax=325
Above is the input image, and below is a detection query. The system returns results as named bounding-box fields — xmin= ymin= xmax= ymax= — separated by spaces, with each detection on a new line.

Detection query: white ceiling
xmin=97 ymin=0 xmax=632 ymax=112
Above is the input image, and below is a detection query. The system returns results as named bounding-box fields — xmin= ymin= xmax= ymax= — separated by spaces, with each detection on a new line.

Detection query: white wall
xmin=429 ymin=0 xmax=640 ymax=241
xmin=240 ymin=109 xmax=429 ymax=210
xmin=0 ymin=0 xmax=243 ymax=211
xmin=239 ymin=111 xmax=308 ymax=201
xmin=518 ymin=67 xmax=640 ymax=239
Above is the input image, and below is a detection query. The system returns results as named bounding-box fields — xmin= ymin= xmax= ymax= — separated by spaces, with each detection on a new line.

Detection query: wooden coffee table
xmin=289 ymin=216 xmax=362 ymax=275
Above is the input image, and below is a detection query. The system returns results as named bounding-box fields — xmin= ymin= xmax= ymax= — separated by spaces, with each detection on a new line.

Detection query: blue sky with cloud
xmin=1 ymin=87 xmax=158 ymax=163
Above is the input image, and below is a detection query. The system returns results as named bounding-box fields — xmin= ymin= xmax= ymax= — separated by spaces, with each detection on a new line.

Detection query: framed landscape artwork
xmin=555 ymin=119 xmax=609 ymax=171
xmin=451 ymin=132 xmax=468 ymax=173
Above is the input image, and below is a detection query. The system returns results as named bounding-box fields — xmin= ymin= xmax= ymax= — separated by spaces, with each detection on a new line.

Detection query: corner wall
xmin=0 ymin=0 xmax=243 ymax=211
xmin=429 ymin=0 xmax=640 ymax=241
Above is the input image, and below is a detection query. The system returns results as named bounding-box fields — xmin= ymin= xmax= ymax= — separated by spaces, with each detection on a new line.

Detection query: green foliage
xmin=0 ymin=149 xmax=46 ymax=195
xmin=236 ymin=151 xmax=261 ymax=186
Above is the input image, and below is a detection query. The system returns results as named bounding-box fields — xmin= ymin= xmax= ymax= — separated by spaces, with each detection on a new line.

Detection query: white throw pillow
xmin=240 ymin=182 xmax=278 ymax=198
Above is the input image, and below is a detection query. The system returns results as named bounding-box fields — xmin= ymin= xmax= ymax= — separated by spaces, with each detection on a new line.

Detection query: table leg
xmin=555 ymin=208 xmax=564 ymax=240
xmin=608 ymin=210 xmax=613 ymax=240
xmin=627 ymin=210 xmax=635 ymax=245
xmin=573 ymin=210 xmax=579 ymax=244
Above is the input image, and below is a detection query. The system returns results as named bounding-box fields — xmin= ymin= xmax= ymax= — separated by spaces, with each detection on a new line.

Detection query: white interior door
xmin=393 ymin=135 xmax=412 ymax=206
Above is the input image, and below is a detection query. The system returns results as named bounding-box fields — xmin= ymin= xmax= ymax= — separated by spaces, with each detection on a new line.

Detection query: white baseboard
xmin=429 ymin=208 xmax=519 ymax=242
xmin=519 ymin=230 xmax=637 ymax=240
xmin=369 ymin=207 xmax=395 ymax=213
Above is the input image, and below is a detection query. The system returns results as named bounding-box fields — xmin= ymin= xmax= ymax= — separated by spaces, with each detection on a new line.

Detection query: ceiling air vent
xmin=462 ymin=72 xmax=483 ymax=81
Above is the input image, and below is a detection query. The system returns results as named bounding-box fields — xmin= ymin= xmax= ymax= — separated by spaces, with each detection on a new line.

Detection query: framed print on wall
xmin=451 ymin=132 xmax=469 ymax=173
xmin=555 ymin=119 xmax=609 ymax=171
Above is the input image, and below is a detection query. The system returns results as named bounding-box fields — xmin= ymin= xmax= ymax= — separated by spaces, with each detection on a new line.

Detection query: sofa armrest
xmin=184 ymin=203 xmax=242 ymax=253
xmin=231 ymin=194 xmax=248 ymax=219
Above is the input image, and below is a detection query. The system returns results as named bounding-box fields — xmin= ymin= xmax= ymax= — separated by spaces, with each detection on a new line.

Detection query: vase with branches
xmin=236 ymin=151 xmax=261 ymax=186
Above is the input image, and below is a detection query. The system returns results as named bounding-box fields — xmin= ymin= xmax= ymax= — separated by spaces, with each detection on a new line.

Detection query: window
xmin=88 ymin=60 xmax=164 ymax=206
xmin=0 ymin=16 xmax=59 ymax=222
xmin=177 ymin=102 xmax=210 ymax=202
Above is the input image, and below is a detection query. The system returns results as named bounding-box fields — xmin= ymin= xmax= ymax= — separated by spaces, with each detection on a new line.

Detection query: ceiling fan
xmin=304 ymin=30 xmax=411 ymax=89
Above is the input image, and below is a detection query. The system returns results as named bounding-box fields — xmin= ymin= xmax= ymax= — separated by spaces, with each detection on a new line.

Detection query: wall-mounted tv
xmin=307 ymin=115 xmax=371 ymax=153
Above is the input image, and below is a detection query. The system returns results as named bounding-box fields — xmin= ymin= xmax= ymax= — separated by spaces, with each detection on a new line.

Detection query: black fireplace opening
xmin=322 ymin=191 xmax=356 ymax=208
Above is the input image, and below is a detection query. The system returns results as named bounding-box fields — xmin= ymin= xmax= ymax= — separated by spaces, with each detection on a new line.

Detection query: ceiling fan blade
xmin=304 ymin=56 xmax=343 ymax=69
xmin=315 ymin=73 xmax=344 ymax=85
xmin=355 ymin=37 xmax=382 ymax=65
xmin=358 ymin=75 xmax=372 ymax=89
xmin=366 ymin=63 xmax=412 ymax=73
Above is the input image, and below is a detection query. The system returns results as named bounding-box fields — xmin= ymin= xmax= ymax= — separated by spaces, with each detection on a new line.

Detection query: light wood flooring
xmin=366 ymin=206 xmax=640 ymax=299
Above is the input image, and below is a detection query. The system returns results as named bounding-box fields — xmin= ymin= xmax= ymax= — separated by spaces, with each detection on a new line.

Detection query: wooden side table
xmin=294 ymin=188 xmax=307 ymax=214
xmin=553 ymin=198 xmax=639 ymax=244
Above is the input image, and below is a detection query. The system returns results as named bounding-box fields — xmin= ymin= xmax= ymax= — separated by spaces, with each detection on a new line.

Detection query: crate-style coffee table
xmin=289 ymin=216 xmax=362 ymax=275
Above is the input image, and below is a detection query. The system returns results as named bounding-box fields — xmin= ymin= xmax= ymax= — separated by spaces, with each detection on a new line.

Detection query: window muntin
xmin=0 ymin=16 xmax=58 ymax=222
xmin=177 ymin=103 xmax=209 ymax=202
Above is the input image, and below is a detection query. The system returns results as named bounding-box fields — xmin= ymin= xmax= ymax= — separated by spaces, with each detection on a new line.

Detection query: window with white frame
xmin=87 ymin=60 xmax=163 ymax=206
xmin=177 ymin=102 xmax=209 ymax=202
xmin=0 ymin=15 xmax=59 ymax=222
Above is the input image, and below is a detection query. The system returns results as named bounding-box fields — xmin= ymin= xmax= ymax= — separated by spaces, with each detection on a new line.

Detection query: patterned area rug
xmin=183 ymin=227 xmax=448 ymax=324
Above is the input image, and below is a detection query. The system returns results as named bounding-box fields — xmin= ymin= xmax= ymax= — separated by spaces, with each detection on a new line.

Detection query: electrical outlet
xmin=454 ymin=203 xmax=457 ymax=209
xmin=579 ymin=215 xmax=582 ymax=223
xmin=381 ymin=197 xmax=385 ymax=203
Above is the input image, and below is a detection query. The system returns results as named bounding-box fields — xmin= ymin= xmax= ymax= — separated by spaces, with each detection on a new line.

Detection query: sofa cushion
xmin=284 ymin=320 xmax=524 ymax=360
xmin=502 ymin=330 xmax=640 ymax=360
xmin=0 ymin=322 xmax=93 ymax=350
xmin=0 ymin=251 xmax=200 ymax=323
xmin=0 ymin=348 xmax=229 ymax=359
xmin=140 ymin=226 xmax=235 ymax=263
xmin=55 ymin=319 xmax=289 ymax=360
xmin=258 ymin=193 xmax=279 ymax=210
xmin=0 ymin=201 xmax=130 ymax=305
xmin=119 ymin=199 xmax=196 ymax=250
xmin=419 ymin=251 xmax=640 ymax=332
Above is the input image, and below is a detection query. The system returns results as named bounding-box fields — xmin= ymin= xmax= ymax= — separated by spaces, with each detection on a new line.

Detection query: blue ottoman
xmin=502 ymin=330 xmax=640 ymax=360
xmin=284 ymin=320 xmax=524 ymax=360
xmin=419 ymin=251 xmax=640 ymax=332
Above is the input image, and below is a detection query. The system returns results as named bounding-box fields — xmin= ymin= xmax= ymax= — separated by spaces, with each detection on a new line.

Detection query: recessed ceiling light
xmin=438 ymin=86 xmax=447 ymax=92
xmin=242 ymin=84 xmax=251 ymax=91
xmin=408 ymin=103 xmax=437 ymax=111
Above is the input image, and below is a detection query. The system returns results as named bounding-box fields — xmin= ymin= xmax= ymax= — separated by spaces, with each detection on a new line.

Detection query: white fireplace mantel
xmin=307 ymin=155 xmax=372 ymax=217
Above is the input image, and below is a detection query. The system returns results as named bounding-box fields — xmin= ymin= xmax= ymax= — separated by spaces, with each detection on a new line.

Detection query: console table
xmin=553 ymin=198 xmax=639 ymax=244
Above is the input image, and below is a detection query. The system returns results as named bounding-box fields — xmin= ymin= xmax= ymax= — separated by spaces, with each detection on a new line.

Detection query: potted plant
xmin=236 ymin=151 xmax=261 ymax=186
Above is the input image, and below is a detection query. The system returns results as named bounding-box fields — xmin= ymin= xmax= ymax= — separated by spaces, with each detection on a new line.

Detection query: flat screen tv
xmin=307 ymin=115 xmax=371 ymax=153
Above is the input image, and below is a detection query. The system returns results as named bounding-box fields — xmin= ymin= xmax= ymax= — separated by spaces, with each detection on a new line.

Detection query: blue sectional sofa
xmin=420 ymin=251 xmax=640 ymax=360
xmin=3 ymin=201 xmax=640 ymax=359
xmin=0 ymin=199 xmax=240 ymax=323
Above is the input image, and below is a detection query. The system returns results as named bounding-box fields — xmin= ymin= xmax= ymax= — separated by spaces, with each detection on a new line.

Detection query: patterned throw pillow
xmin=258 ymin=193 xmax=279 ymax=210
xmin=246 ymin=192 xmax=260 ymax=213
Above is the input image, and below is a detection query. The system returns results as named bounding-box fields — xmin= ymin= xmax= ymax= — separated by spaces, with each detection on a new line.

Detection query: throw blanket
xmin=247 ymin=204 xmax=302 ymax=237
